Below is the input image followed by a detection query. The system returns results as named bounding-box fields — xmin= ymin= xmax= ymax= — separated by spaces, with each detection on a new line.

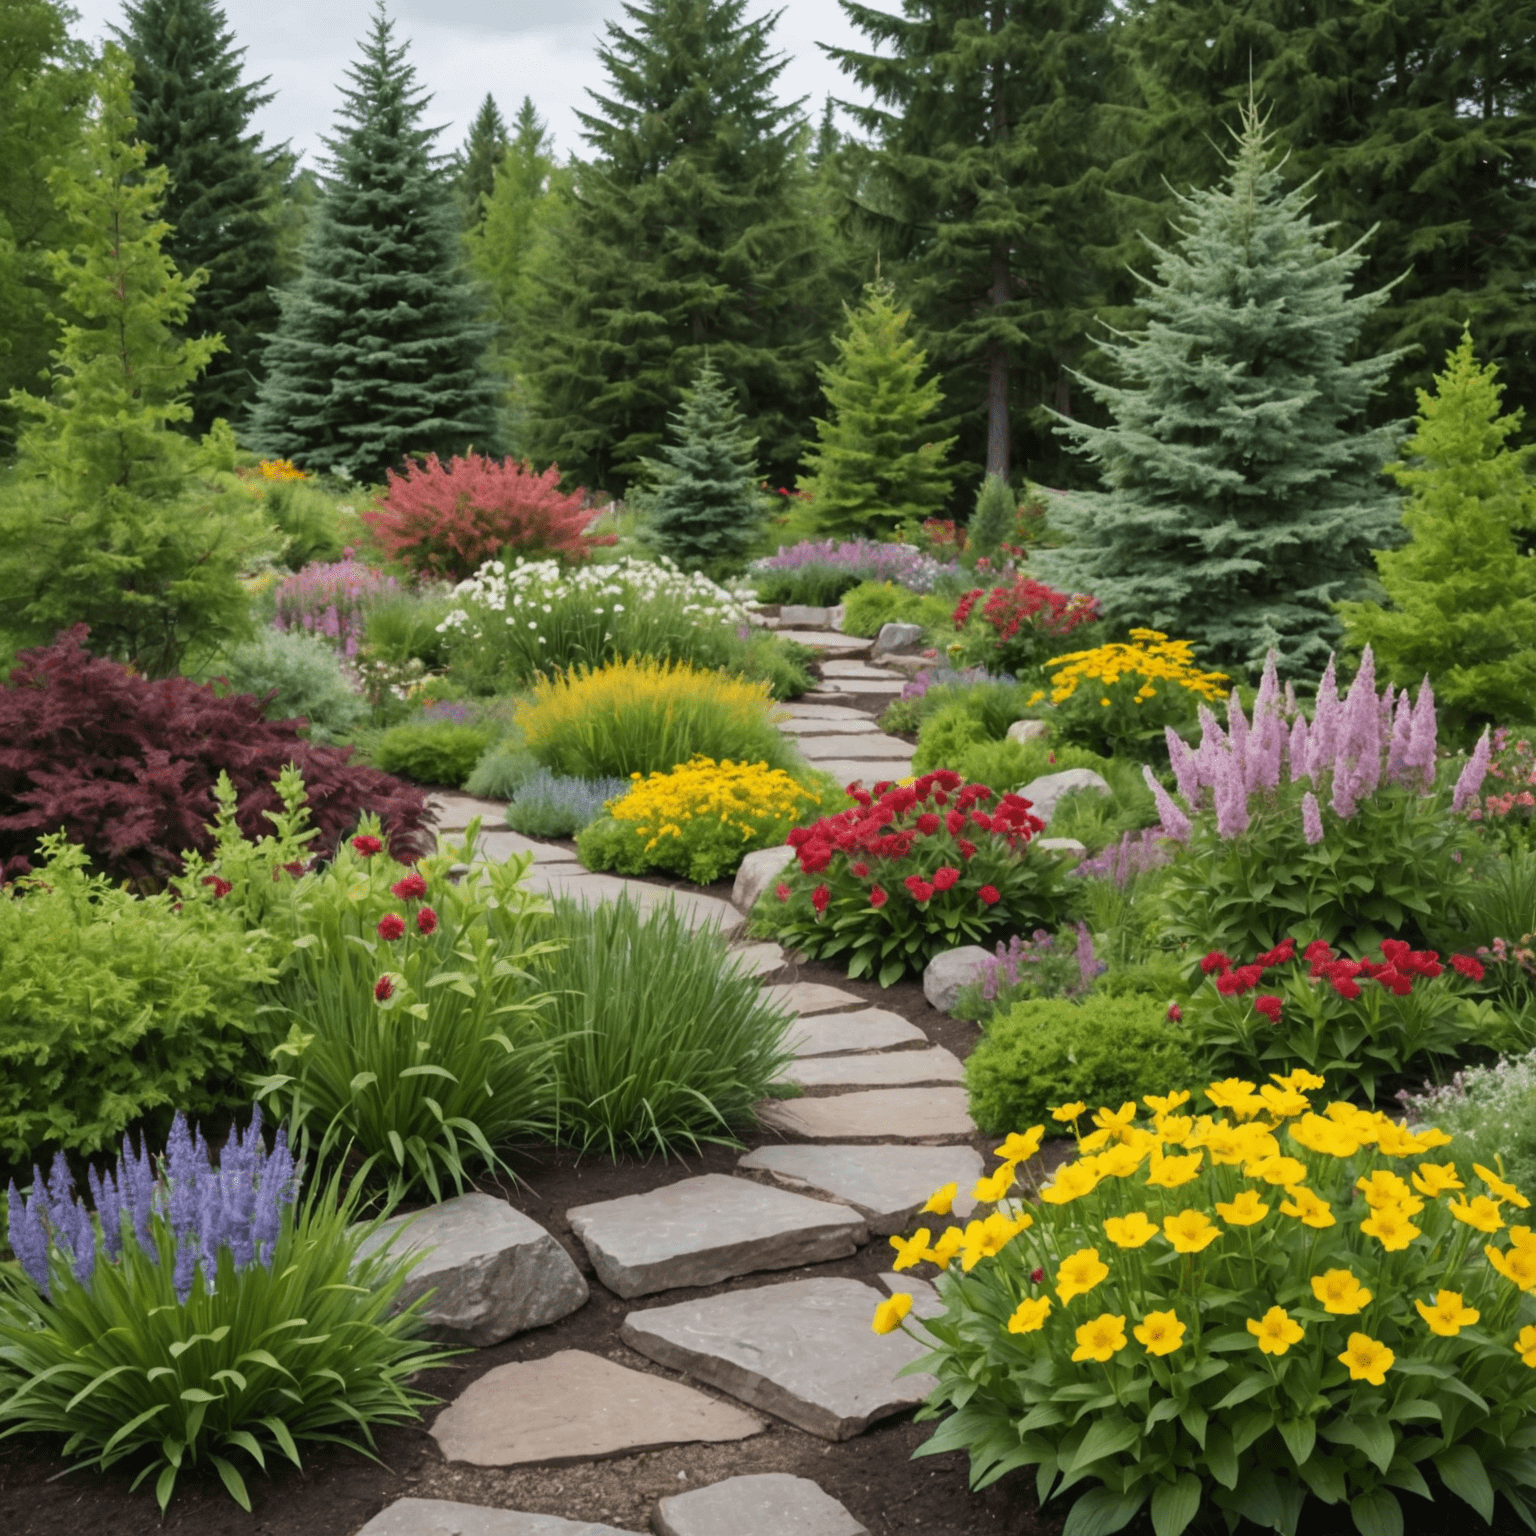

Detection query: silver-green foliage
xmin=218 ymin=627 xmax=366 ymax=740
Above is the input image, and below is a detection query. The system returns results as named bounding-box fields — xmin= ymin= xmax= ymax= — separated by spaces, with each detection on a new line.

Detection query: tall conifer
xmin=452 ymin=92 xmax=507 ymax=228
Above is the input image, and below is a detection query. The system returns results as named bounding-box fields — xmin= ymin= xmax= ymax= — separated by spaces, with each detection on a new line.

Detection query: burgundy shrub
xmin=0 ymin=628 xmax=432 ymax=884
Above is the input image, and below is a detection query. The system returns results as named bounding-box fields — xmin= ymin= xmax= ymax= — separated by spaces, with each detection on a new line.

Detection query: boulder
xmin=872 ymin=622 xmax=923 ymax=656
xmin=1019 ymin=767 xmax=1112 ymax=825
xmin=732 ymin=845 xmax=796 ymax=914
xmin=780 ymin=604 xmax=832 ymax=628
xmin=1006 ymin=718 xmax=1049 ymax=746
xmin=921 ymin=944 xmax=991 ymax=1013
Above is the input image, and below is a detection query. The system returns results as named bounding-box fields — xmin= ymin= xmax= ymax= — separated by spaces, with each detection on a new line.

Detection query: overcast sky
xmin=62 ymin=0 xmax=880 ymax=168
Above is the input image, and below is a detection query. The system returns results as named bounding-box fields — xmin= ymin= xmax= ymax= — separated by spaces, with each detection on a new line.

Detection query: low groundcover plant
xmin=880 ymin=1083 xmax=1536 ymax=1536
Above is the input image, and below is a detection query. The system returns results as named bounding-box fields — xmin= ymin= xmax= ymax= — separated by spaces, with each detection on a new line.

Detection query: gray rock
xmin=565 ymin=1174 xmax=867 ymax=1299
xmin=828 ymin=603 xmax=846 ymax=631
xmin=820 ymin=660 xmax=901 ymax=678
xmin=786 ymin=1007 xmax=927 ymax=1057
xmin=775 ymin=630 xmax=873 ymax=653
xmin=430 ymin=794 xmax=512 ymax=833
xmin=1005 ymin=718 xmax=1050 ymax=746
xmin=354 ymin=1500 xmax=633 ymax=1536
xmin=519 ymin=868 xmax=744 ymax=934
xmin=921 ymin=945 xmax=992 ymax=1013
xmin=429 ymin=1350 xmax=763 ymax=1467
xmin=756 ymin=1088 xmax=975 ymax=1143
xmin=358 ymin=1194 xmax=587 ymax=1348
xmin=781 ymin=1047 xmax=964 ymax=1089
xmin=472 ymin=829 xmax=580 ymax=864
xmin=620 ymin=1277 xmax=935 ymax=1440
xmin=762 ymin=981 xmax=866 ymax=1016
xmin=811 ymin=680 xmax=909 ymax=696
xmin=777 ymin=715 xmax=878 ymax=734
xmin=738 ymin=1144 xmax=982 ymax=1235
xmin=780 ymin=604 xmax=832 ymax=627
xmin=775 ymin=702 xmax=872 ymax=723
xmin=813 ymin=760 xmax=915 ymax=784
xmin=655 ymin=1474 xmax=868 ymax=1536
xmin=795 ymin=733 xmax=914 ymax=761
xmin=873 ymin=622 xmax=923 ymax=657
xmin=1019 ymin=767 xmax=1112 ymax=825
xmin=731 ymin=846 xmax=797 ymax=914
xmin=1035 ymin=836 xmax=1088 ymax=862
xmin=727 ymin=940 xmax=787 ymax=978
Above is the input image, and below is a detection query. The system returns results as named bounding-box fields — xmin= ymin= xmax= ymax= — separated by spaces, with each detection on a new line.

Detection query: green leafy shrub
xmin=963 ymin=992 xmax=1190 ymax=1133
xmin=361 ymin=587 xmax=455 ymax=670
xmin=532 ymin=895 xmax=794 ymax=1156
xmin=752 ymin=566 xmax=864 ymax=606
xmin=372 ymin=716 xmax=497 ymax=786
xmin=736 ymin=628 xmax=814 ymax=700
xmin=506 ymin=770 xmax=628 ymax=838
xmin=838 ymin=580 xmax=946 ymax=639
xmin=464 ymin=743 xmax=541 ymax=799
xmin=911 ymin=703 xmax=993 ymax=774
xmin=216 ymin=627 xmax=366 ymax=740
xmin=260 ymin=475 xmax=345 ymax=569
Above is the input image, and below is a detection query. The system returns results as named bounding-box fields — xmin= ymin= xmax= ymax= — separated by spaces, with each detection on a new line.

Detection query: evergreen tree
xmin=968 ymin=473 xmax=1014 ymax=560
xmin=1042 ymin=106 xmax=1402 ymax=677
xmin=797 ymin=280 xmax=953 ymax=536
xmin=641 ymin=357 xmax=764 ymax=572
xmin=247 ymin=7 xmax=497 ymax=483
xmin=829 ymin=0 xmax=1126 ymax=490
xmin=118 ymin=0 xmax=286 ymax=434
xmin=521 ymin=0 xmax=836 ymax=492
xmin=0 ymin=47 xmax=261 ymax=674
xmin=452 ymin=92 xmax=507 ymax=227
xmin=1340 ymin=331 xmax=1536 ymax=735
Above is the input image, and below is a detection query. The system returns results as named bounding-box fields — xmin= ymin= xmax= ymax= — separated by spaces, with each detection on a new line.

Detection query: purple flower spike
xmin=5 ymin=1178 xmax=52 ymax=1296
xmin=164 ymin=1112 xmax=198 ymax=1239
xmin=88 ymin=1164 xmax=122 ymax=1264
xmin=1453 ymin=729 xmax=1493 ymax=814
xmin=119 ymin=1131 xmax=158 ymax=1262
xmin=1404 ymin=677 xmax=1438 ymax=792
xmin=1302 ymin=791 xmax=1325 ymax=846
xmin=1165 ymin=728 xmax=1202 ymax=807
xmin=1213 ymin=750 xmax=1250 ymax=838
xmin=1307 ymin=655 xmax=1340 ymax=778
xmin=1288 ymin=715 xmax=1310 ymax=783
xmin=1143 ymin=765 xmax=1192 ymax=841
xmin=1385 ymin=691 xmax=1413 ymax=786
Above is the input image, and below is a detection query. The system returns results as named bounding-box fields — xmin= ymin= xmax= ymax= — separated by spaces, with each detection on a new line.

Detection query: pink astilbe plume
xmin=1453 ymin=729 xmax=1493 ymax=814
xmin=1333 ymin=647 xmax=1381 ymax=806
xmin=1306 ymin=656 xmax=1341 ymax=780
xmin=1385 ymin=691 xmax=1413 ymax=786
xmin=1301 ymin=791 xmax=1325 ymax=845
xmin=1288 ymin=715 xmax=1311 ymax=783
xmin=1143 ymin=765 xmax=1192 ymax=841
xmin=1213 ymin=746 xmax=1250 ymax=837
xmin=1403 ymin=678 xmax=1438 ymax=792
xmin=1166 ymin=728 xmax=1202 ymax=807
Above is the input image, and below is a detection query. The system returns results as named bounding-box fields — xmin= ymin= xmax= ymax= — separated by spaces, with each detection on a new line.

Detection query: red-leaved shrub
xmin=362 ymin=453 xmax=611 ymax=580
xmin=0 ymin=628 xmax=433 ymax=885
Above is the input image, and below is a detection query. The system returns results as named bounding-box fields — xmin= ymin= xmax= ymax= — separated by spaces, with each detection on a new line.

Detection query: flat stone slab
xmin=815 ymin=760 xmax=914 ymax=784
xmin=781 ymin=1047 xmax=964 ymax=1089
xmin=620 ymin=1278 xmax=935 ymax=1440
xmin=762 ymin=981 xmax=866 ymax=1015
xmin=777 ymin=716 xmax=878 ymax=734
xmin=795 ymin=733 xmax=915 ymax=760
xmin=430 ymin=793 xmax=512 ymax=832
xmin=810 ymin=681 xmax=908 ymax=697
xmin=429 ymin=1350 xmax=763 ymax=1467
xmin=756 ymin=1088 xmax=975 ymax=1143
xmin=779 ymin=604 xmax=834 ymax=627
xmin=566 ymin=1174 xmax=867 ymax=1299
xmin=819 ymin=660 xmax=904 ymax=679
xmin=777 ymin=703 xmax=876 ymax=722
xmin=472 ymin=829 xmax=580 ymax=864
xmin=739 ymin=1144 xmax=982 ymax=1235
xmin=522 ymin=868 xmax=744 ymax=933
xmin=776 ymin=630 xmax=874 ymax=653
xmin=355 ymin=1499 xmax=633 ymax=1536
xmin=655 ymin=1474 xmax=868 ymax=1536
xmin=359 ymin=1193 xmax=588 ymax=1347
xmin=727 ymin=940 xmax=788 ymax=978
xmin=786 ymin=1007 xmax=927 ymax=1057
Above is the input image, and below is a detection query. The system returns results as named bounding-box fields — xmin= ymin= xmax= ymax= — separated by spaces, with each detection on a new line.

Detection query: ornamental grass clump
xmin=886 ymin=1082 xmax=1536 ymax=1536
xmin=755 ymin=769 xmax=1074 ymax=985
xmin=1150 ymin=647 xmax=1489 ymax=958
xmin=0 ymin=1108 xmax=447 ymax=1512
xmin=577 ymin=756 xmax=829 ymax=883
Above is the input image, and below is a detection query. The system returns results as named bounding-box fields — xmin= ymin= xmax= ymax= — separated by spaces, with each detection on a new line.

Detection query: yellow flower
xmin=1338 ymin=1332 xmax=1394 ymax=1385
xmin=928 ymin=1226 xmax=964 ymax=1267
xmin=1143 ymin=1090 xmax=1191 ymax=1115
xmin=921 ymin=1183 xmax=957 ymax=1216
xmin=1485 ymin=1242 xmax=1536 ymax=1291
xmin=1374 ymin=1120 xmax=1438 ymax=1157
xmin=1513 ymin=1226 xmax=1536 ymax=1249
xmin=1247 ymin=1155 xmax=1309 ymax=1187
xmin=1145 ymin=1150 xmax=1204 ymax=1189
xmin=1040 ymin=1161 xmax=1101 ymax=1205
xmin=1103 ymin=1211 xmax=1160 ymax=1249
xmin=1360 ymin=1203 xmax=1422 ymax=1251
xmin=1071 ymin=1312 xmax=1128 ymax=1363
xmin=1152 ymin=1114 xmax=1195 ymax=1146
xmin=872 ymin=1293 xmax=912 ymax=1334
xmin=1415 ymin=1290 xmax=1479 ymax=1337
xmin=1205 ymin=1078 xmax=1261 ymax=1115
xmin=1091 ymin=1102 xmax=1139 ymax=1141
xmin=993 ymin=1127 xmax=1045 ymax=1164
xmin=1051 ymin=1101 xmax=1087 ymax=1123
xmin=1258 ymin=1084 xmax=1309 ymax=1120
xmin=1289 ymin=1114 xmax=1358 ymax=1158
xmin=1412 ymin=1162 xmax=1464 ymax=1198
xmin=1476 ymin=1164 xmax=1531 ymax=1210
xmin=888 ymin=1229 xmax=932 ymax=1272
xmin=1311 ymin=1268 xmax=1373 ymax=1315
xmin=1056 ymin=1246 xmax=1111 ymax=1303
xmin=1007 ymin=1296 xmax=1052 ymax=1335
xmin=1449 ymin=1195 xmax=1505 ymax=1234
xmin=1134 ymin=1309 xmax=1186 ymax=1357
xmin=1356 ymin=1171 xmax=1421 ymax=1214
xmin=1279 ymin=1184 xmax=1335 ymax=1229
xmin=1517 ymin=1325 xmax=1536 ymax=1368
xmin=1163 ymin=1209 xmax=1221 ymax=1253
xmin=1272 ymin=1068 xmax=1326 ymax=1092
xmin=1215 ymin=1189 xmax=1270 ymax=1227
xmin=1090 ymin=1140 xmax=1153 ymax=1180
xmin=972 ymin=1169 xmax=1015 ymax=1203
xmin=1247 ymin=1306 xmax=1305 ymax=1356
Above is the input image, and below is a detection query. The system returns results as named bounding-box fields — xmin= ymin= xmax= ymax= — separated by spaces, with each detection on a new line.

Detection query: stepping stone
xmin=356 ymin=1500 xmax=633 ymax=1536
xmin=620 ymin=1277 xmax=935 ymax=1440
xmin=819 ymin=660 xmax=902 ymax=678
xmin=566 ymin=1173 xmax=867 ymax=1299
xmin=778 ymin=604 xmax=835 ymax=627
xmin=756 ymin=1088 xmax=975 ymax=1142
xmin=922 ymin=945 xmax=991 ymax=1013
xmin=472 ymin=828 xmax=580 ymax=863
xmin=430 ymin=793 xmax=512 ymax=833
xmin=786 ymin=1007 xmax=927 ymax=1057
xmin=739 ymin=1144 xmax=982 ymax=1235
xmin=813 ymin=760 xmax=914 ymax=785
xmin=781 ymin=1046 xmax=964 ymax=1089
xmin=777 ymin=716 xmax=877 ymax=734
xmin=795 ymin=733 xmax=915 ymax=760
xmin=776 ymin=630 xmax=874 ymax=653
xmin=522 ymin=868 xmax=744 ymax=934
xmin=655 ymin=1473 xmax=868 ymax=1536
xmin=878 ymin=1272 xmax=945 ymax=1319
xmin=812 ymin=680 xmax=909 ymax=696
xmin=762 ymin=981 xmax=865 ymax=1015
xmin=731 ymin=845 xmax=796 ymax=914
xmin=359 ymin=1193 xmax=588 ymax=1347
xmin=727 ymin=940 xmax=788 ymax=978
xmin=777 ymin=703 xmax=876 ymax=722
xmin=429 ymin=1350 xmax=762 ymax=1467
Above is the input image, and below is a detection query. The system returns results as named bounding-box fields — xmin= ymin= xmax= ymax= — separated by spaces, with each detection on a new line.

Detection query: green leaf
xmin=1069 ymin=1414 xmax=1142 ymax=1472
xmin=1212 ymin=1374 xmax=1270 ymax=1412
xmin=1062 ymin=1485 xmax=1146 ymax=1536
xmin=1150 ymin=1473 xmax=1201 ymax=1536
xmin=155 ymin=1463 xmax=178 ymax=1514
xmin=210 ymin=1454 xmax=252 ymax=1512
xmin=1278 ymin=1416 xmax=1316 ymax=1468
xmin=1204 ymin=1424 xmax=1238 ymax=1489
xmin=224 ymin=1429 xmax=265 ymax=1468
xmin=1435 ymin=1444 xmax=1497 ymax=1521
xmin=1330 ymin=1418 xmax=1396 ymax=1475
xmin=101 ymin=1404 xmax=167 ymax=1456
xmin=1350 ymin=1487 xmax=1404 ymax=1536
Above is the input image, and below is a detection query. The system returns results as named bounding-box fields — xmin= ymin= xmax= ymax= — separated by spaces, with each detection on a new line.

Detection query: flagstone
xmin=794 ymin=733 xmax=915 ymax=759
xmin=779 ymin=1047 xmax=964 ymax=1089
xmin=810 ymin=760 xmax=914 ymax=784
xmin=755 ymin=1087 xmax=975 ymax=1142
xmin=761 ymin=981 xmax=865 ymax=1015
xmin=726 ymin=940 xmax=788 ymax=978
xmin=355 ymin=1499 xmax=634 ymax=1536
xmin=654 ymin=1474 xmax=868 ymax=1536
xmin=785 ymin=1007 xmax=927 ymax=1057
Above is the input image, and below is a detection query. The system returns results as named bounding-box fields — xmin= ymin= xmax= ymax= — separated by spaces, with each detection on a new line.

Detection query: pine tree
xmin=0 ymin=47 xmax=261 ymax=674
xmin=641 ymin=357 xmax=764 ymax=572
xmin=1042 ymin=106 xmax=1403 ymax=677
xmin=521 ymin=0 xmax=836 ymax=492
xmin=829 ymin=0 xmax=1126 ymax=490
xmin=1340 ymin=331 xmax=1536 ymax=735
xmin=968 ymin=474 xmax=1014 ymax=560
xmin=452 ymin=92 xmax=507 ymax=227
xmin=118 ymin=0 xmax=286 ymax=434
xmin=247 ymin=6 xmax=497 ymax=483
xmin=797 ymin=280 xmax=953 ymax=536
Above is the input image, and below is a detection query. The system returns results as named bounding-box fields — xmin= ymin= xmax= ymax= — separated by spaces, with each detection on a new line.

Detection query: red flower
xmin=811 ymin=884 xmax=830 ymax=914
xmin=1303 ymin=939 xmax=1334 ymax=964
xmin=916 ymin=813 xmax=942 ymax=836
xmin=932 ymin=865 xmax=960 ymax=892
xmin=201 ymin=875 xmax=232 ymax=899
xmin=1200 ymin=951 xmax=1233 ymax=975
xmin=850 ymin=862 xmax=869 ymax=878
xmin=1233 ymin=964 xmax=1265 ymax=990
xmin=1215 ymin=972 xmax=1248 ymax=997
xmin=1030 ymin=1267 xmax=1044 ymax=1284
xmin=352 ymin=835 xmax=383 ymax=857
xmin=1329 ymin=974 xmax=1362 ymax=1000
xmin=1256 ymin=937 xmax=1296 ymax=967
xmin=377 ymin=913 xmax=406 ymax=940
xmin=971 ymin=811 xmax=994 ymax=832
xmin=776 ymin=883 xmax=792 ymax=902
xmin=978 ymin=885 xmax=1000 ymax=906
xmin=391 ymin=872 xmax=427 ymax=901
xmin=870 ymin=886 xmax=888 ymax=908
xmin=1451 ymin=953 xmax=1486 ymax=981
xmin=374 ymin=974 xmax=395 ymax=1002
xmin=1254 ymin=994 xmax=1283 ymax=1024
xmin=800 ymin=844 xmax=832 ymax=874
xmin=956 ymin=838 xmax=977 ymax=860
xmin=905 ymin=876 xmax=935 ymax=903
xmin=945 ymin=810 xmax=966 ymax=835
xmin=1380 ymin=939 xmax=1410 ymax=965
xmin=1166 ymin=1003 xmax=1183 ymax=1023
xmin=416 ymin=905 xmax=439 ymax=935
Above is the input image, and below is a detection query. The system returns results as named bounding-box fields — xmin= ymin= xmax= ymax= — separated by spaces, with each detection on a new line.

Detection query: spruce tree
xmin=521 ymin=0 xmax=836 ymax=492
xmin=247 ymin=6 xmax=497 ymax=483
xmin=118 ymin=0 xmax=286 ymax=434
xmin=797 ymin=280 xmax=954 ymax=536
xmin=968 ymin=474 xmax=1014 ymax=560
xmin=1042 ymin=106 xmax=1402 ymax=677
xmin=452 ymin=92 xmax=507 ymax=227
xmin=0 ymin=47 xmax=261 ymax=674
xmin=641 ymin=357 xmax=764 ymax=572
xmin=1340 ymin=331 xmax=1536 ymax=734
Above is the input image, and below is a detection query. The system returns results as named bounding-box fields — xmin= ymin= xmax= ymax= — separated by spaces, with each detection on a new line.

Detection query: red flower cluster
xmin=352 ymin=835 xmax=383 ymax=858
xmin=417 ymin=905 xmax=439 ymax=935
xmin=377 ymin=913 xmax=406 ymax=941
xmin=952 ymin=576 xmax=1099 ymax=643
xmin=374 ymin=975 xmax=394 ymax=1002
xmin=391 ymin=872 xmax=428 ymax=902
xmin=201 ymin=875 xmax=233 ymax=899
xmin=1201 ymin=936 xmax=1483 ymax=1006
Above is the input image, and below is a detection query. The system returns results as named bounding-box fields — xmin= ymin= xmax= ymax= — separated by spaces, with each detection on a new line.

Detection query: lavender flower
xmin=900 ymin=665 xmax=1013 ymax=703
xmin=750 ymin=539 xmax=959 ymax=594
xmin=1075 ymin=827 xmax=1171 ymax=884
xmin=1404 ymin=677 xmax=1438 ymax=792
xmin=272 ymin=560 xmax=399 ymax=657
xmin=1074 ymin=923 xmax=1106 ymax=990
xmin=1165 ymin=728 xmax=1202 ymax=807
xmin=1385 ymin=690 xmax=1413 ymax=786
xmin=4 ymin=1178 xmax=52 ymax=1296
xmin=1453 ymin=729 xmax=1494 ymax=814
xmin=1142 ymin=765 xmax=1192 ymax=842
xmin=1302 ymin=791 xmax=1325 ymax=846
xmin=87 ymin=1164 xmax=122 ymax=1264
xmin=1306 ymin=655 xmax=1340 ymax=780
xmin=1213 ymin=749 xmax=1250 ymax=837
xmin=119 ymin=1131 xmax=157 ymax=1261
xmin=1287 ymin=715 xmax=1310 ymax=783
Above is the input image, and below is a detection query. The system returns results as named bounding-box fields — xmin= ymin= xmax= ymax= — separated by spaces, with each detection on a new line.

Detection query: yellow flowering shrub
xmin=257 ymin=458 xmax=308 ymax=480
xmin=576 ymin=756 xmax=830 ymax=883
xmin=885 ymin=1080 xmax=1536 ymax=1536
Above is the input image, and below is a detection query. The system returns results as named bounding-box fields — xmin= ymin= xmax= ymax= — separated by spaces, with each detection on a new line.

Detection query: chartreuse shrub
xmin=515 ymin=657 xmax=798 ymax=780
xmin=838 ymin=581 xmax=952 ymax=639
xmin=371 ymin=715 xmax=497 ymax=786
xmin=0 ymin=1109 xmax=448 ymax=1512
xmin=883 ymin=1086 xmax=1536 ymax=1536
xmin=578 ymin=756 xmax=831 ymax=883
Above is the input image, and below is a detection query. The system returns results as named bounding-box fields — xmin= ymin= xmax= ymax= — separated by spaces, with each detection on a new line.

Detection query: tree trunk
xmin=986 ymin=246 xmax=1010 ymax=479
